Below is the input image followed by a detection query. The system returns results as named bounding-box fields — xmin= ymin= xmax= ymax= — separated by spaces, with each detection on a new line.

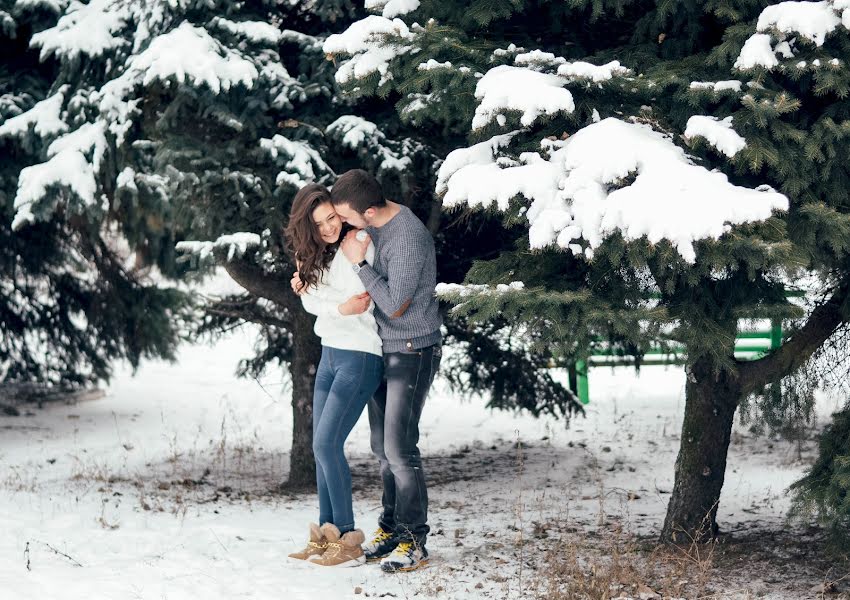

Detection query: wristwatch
xmin=352 ymin=259 xmax=368 ymax=274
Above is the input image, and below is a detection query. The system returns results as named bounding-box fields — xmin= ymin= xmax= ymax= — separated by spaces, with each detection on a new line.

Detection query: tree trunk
xmin=661 ymin=357 xmax=741 ymax=543
xmin=220 ymin=257 xmax=322 ymax=490
xmin=285 ymin=307 xmax=322 ymax=490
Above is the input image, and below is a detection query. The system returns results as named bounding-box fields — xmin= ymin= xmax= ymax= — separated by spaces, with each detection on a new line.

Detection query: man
xmin=331 ymin=169 xmax=442 ymax=573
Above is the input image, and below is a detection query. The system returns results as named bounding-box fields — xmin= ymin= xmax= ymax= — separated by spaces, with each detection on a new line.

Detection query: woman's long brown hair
xmin=284 ymin=183 xmax=338 ymax=293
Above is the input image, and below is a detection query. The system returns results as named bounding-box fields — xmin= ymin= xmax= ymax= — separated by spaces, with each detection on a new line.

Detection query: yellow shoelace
xmin=392 ymin=541 xmax=413 ymax=556
xmin=371 ymin=529 xmax=392 ymax=543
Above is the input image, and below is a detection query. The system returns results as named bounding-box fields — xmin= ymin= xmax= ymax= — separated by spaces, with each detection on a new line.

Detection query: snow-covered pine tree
xmin=2 ymin=0 xmax=344 ymax=486
xmin=326 ymin=0 xmax=850 ymax=541
xmin=0 ymin=0 xmax=186 ymax=398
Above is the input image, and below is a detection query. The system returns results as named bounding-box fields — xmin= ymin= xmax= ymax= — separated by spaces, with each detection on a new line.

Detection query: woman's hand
xmin=338 ymin=292 xmax=371 ymax=315
xmin=291 ymin=272 xmax=304 ymax=295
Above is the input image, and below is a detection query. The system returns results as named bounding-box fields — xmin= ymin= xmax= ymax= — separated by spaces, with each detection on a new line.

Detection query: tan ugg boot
xmin=288 ymin=523 xmax=327 ymax=561
xmin=310 ymin=523 xmax=366 ymax=568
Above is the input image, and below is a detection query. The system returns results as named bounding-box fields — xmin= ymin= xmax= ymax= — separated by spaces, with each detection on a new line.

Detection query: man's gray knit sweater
xmin=357 ymin=205 xmax=442 ymax=353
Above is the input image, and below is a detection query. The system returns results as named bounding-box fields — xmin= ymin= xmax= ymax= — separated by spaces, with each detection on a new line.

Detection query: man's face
xmin=333 ymin=202 xmax=371 ymax=229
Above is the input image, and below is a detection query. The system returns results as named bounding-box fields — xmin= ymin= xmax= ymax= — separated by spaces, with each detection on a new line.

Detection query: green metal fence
xmin=570 ymin=291 xmax=805 ymax=405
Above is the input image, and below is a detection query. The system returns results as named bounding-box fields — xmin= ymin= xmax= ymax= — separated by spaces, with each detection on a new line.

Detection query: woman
xmin=284 ymin=183 xmax=383 ymax=568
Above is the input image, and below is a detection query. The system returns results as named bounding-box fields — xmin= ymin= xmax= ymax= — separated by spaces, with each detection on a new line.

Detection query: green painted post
xmin=770 ymin=319 xmax=782 ymax=351
xmin=576 ymin=359 xmax=590 ymax=405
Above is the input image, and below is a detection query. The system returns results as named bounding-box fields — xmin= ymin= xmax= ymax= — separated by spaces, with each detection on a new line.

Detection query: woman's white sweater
xmin=300 ymin=244 xmax=382 ymax=357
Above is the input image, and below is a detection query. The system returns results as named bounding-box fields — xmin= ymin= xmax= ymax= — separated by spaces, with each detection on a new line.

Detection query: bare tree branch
xmin=216 ymin=252 xmax=298 ymax=313
xmin=739 ymin=284 xmax=849 ymax=396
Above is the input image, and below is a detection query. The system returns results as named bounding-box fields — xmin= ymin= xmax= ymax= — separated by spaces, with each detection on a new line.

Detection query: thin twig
xmin=35 ymin=540 xmax=84 ymax=567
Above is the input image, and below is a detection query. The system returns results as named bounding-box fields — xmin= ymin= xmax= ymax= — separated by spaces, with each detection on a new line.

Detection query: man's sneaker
xmin=363 ymin=527 xmax=399 ymax=562
xmin=379 ymin=541 xmax=429 ymax=572
xmin=287 ymin=523 xmax=327 ymax=561
xmin=310 ymin=523 xmax=366 ymax=568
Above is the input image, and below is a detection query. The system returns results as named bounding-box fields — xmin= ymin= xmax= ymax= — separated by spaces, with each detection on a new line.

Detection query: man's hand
xmin=338 ymin=292 xmax=371 ymax=315
xmin=340 ymin=230 xmax=370 ymax=264
xmin=290 ymin=271 xmax=304 ymax=295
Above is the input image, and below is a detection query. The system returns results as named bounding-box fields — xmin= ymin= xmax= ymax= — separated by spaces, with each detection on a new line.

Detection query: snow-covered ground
xmin=0 ymin=327 xmax=843 ymax=599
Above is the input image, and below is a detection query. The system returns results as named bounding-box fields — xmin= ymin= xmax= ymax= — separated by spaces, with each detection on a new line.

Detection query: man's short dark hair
xmin=330 ymin=169 xmax=386 ymax=213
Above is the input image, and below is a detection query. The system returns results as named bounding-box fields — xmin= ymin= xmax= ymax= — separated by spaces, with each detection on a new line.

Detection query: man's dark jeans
xmin=368 ymin=343 xmax=441 ymax=547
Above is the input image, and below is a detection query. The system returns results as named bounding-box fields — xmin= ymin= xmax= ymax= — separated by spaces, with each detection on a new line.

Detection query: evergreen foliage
xmin=2 ymin=0 xmax=579 ymax=432
xmin=1 ymin=0 xmax=187 ymax=389
xmin=791 ymin=402 xmax=850 ymax=540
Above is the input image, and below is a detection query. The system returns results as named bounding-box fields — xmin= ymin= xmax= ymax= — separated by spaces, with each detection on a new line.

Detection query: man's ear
xmin=364 ymin=207 xmax=376 ymax=220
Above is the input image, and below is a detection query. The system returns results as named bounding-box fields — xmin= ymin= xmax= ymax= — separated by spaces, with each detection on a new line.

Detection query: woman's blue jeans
xmin=313 ymin=346 xmax=383 ymax=533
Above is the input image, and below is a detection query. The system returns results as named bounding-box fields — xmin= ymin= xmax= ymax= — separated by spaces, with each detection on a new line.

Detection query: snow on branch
xmin=436 ymin=282 xmax=525 ymax=298
xmin=364 ymin=0 xmax=420 ymax=18
xmin=176 ymin=233 xmax=262 ymax=264
xmin=327 ymin=115 xmax=386 ymax=147
xmin=0 ymin=86 xmax=68 ymax=139
xmin=514 ymin=50 xmax=566 ymax=69
xmin=684 ymin=115 xmax=747 ymax=158
xmin=130 ymin=22 xmax=258 ymax=93
xmin=556 ymin=60 xmax=630 ymax=82
xmin=734 ymin=33 xmax=782 ymax=70
xmin=757 ymin=1 xmax=842 ymax=46
xmin=47 ymin=121 xmax=108 ymax=170
xmin=322 ymin=15 xmax=413 ymax=85
xmin=689 ymin=80 xmax=743 ymax=93
xmin=260 ymin=135 xmax=331 ymax=188
xmin=735 ymin=1 xmax=848 ymax=70
xmin=436 ymin=132 xmax=517 ymax=195
xmin=472 ymin=65 xmax=575 ymax=130
xmin=13 ymin=150 xmax=97 ymax=230
xmin=14 ymin=0 xmax=69 ymax=11
xmin=440 ymin=118 xmax=788 ymax=264
xmin=838 ymin=0 xmax=850 ymax=28
xmin=31 ymin=0 xmax=129 ymax=61
xmin=326 ymin=115 xmax=414 ymax=173
xmin=210 ymin=17 xmax=282 ymax=45
xmin=7 ymin=114 xmax=110 ymax=231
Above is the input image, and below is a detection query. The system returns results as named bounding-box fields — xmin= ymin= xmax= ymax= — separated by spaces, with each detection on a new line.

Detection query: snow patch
xmin=0 ymin=86 xmax=68 ymax=139
xmin=418 ymin=59 xmax=452 ymax=70
xmin=132 ymin=22 xmax=258 ymax=93
xmin=364 ymin=0 xmax=420 ymax=18
xmin=690 ymin=80 xmax=743 ymax=93
xmin=210 ymin=17 xmax=282 ymax=45
xmin=435 ymin=281 xmax=525 ymax=298
xmin=757 ymin=1 xmax=841 ymax=46
xmin=13 ymin=150 xmax=97 ymax=230
xmin=116 ymin=166 xmax=137 ymax=192
xmin=326 ymin=115 xmax=414 ymax=173
xmin=176 ymin=232 xmax=261 ymax=263
xmin=684 ymin=115 xmax=747 ymax=158
xmin=30 ymin=0 xmax=128 ymax=60
xmin=436 ymin=132 xmax=517 ymax=195
xmin=514 ymin=50 xmax=566 ymax=68
xmin=46 ymin=121 xmax=109 ymax=170
xmin=322 ymin=16 xmax=412 ymax=85
xmin=734 ymin=33 xmax=780 ymax=70
xmin=440 ymin=119 xmax=788 ymax=264
xmin=472 ymin=65 xmax=574 ymax=130
xmin=557 ymin=60 xmax=630 ymax=82
xmin=260 ymin=135 xmax=330 ymax=188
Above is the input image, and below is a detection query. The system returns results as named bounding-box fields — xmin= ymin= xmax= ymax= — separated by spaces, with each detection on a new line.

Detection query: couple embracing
xmin=284 ymin=169 xmax=442 ymax=573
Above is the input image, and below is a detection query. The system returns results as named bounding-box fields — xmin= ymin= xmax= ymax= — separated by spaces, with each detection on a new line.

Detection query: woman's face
xmin=311 ymin=202 xmax=342 ymax=244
